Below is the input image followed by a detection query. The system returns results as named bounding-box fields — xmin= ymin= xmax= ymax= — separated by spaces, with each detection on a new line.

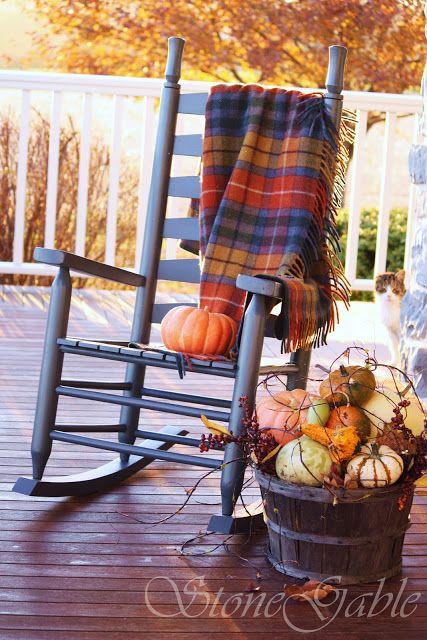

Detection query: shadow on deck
xmin=0 ymin=287 xmax=425 ymax=639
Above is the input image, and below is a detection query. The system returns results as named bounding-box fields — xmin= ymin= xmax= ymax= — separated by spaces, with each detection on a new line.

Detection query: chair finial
xmin=325 ymin=45 xmax=347 ymax=96
xmin=165 ymin=37 xmax=186 ymax=84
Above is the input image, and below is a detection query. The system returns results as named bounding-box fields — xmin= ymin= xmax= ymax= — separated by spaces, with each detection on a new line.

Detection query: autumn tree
xmin=25 ymin=0 xmax=425 ymax=94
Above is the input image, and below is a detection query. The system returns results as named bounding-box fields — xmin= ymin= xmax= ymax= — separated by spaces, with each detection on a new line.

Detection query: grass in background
xmin=336 ymin=207 xmax=408 ymax=302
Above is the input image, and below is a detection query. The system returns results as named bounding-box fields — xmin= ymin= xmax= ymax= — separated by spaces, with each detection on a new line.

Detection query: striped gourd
xmin=346 ymin=442 xmax=404 ymax=488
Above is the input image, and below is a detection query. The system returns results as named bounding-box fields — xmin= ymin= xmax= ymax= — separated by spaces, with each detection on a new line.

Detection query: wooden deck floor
xmin=0 ymin=287 xmax=426 ymax=639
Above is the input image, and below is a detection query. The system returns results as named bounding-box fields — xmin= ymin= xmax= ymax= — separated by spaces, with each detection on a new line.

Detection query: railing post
xmin=75 ymin=93 xmax=93 ymax=256
xmin=345 ymin=109 xmax=368 ymax=285
xmin=105 ymin=95 xmax=125 ymax=266
xmin=374 ymin=112 xmax=397 ymax=277
xmin=13 ymin=89 xmax=31 ymax=266
xmin=44 ymin=91 xmax=62 ymax=250
xmin=135 ymin=96 xmax=156 ymax=268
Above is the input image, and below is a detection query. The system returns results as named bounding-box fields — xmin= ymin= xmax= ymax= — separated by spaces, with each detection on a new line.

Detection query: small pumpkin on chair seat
xmin=160 ymin=306 xmax=237 ymax=356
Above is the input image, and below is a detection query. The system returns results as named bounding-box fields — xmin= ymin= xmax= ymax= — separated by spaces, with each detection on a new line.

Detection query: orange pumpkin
xmin=325 ymin=405 xmax=371 ymax=441
xmin=160 ymin=306 xmax=237 ymax=356
xmin=256 ymin=389 xmax=317 ymax=446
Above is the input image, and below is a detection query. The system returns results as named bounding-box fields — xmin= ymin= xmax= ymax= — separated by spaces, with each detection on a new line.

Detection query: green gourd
xmin=275 ymin=435 xmax=332 ymax=487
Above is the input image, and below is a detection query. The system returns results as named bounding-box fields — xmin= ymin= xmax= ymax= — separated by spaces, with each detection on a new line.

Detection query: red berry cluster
xmin=398 ymin=481 xmax=414 ymax=512
xmin=386 ymin=398 xmax=427 ymax=509
xmin=199 ymin=432 xmax=232 ymax=453
xmin=411 ymin=426 xmax=427 ymax=481
xmin=199 ymin=396 xmax=279 ymax=474
xmin=391 ymin=400 xmax=427 ymax=482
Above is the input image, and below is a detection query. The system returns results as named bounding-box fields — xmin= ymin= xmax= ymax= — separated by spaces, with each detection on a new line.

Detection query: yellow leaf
xmin=200 ymin=414 xmax=231 ymax=437
xmin=260 ymin=443 xmax=282 ymax=464
xmin=414 ymin=476 xmax=427 ymax=487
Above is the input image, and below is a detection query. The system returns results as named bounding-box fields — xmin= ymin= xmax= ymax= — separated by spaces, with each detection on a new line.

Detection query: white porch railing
xmin=0 ymin=71 xmax=423 ymax=290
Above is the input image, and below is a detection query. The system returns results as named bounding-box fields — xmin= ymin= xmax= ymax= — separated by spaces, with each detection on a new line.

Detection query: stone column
xmin=401 ymin=188 xmax=427 ymax=400
xmin=401 ymin=5 xmax=427 ymax=400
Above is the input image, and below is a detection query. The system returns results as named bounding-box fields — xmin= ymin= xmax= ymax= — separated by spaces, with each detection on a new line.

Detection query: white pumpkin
xmin=346 ymin=442 xmax=404 ymax=488
xmin=275 ymin=435 xmax=332 ymax=487
xmin=362 ymin=385 xmax=426 ymax=437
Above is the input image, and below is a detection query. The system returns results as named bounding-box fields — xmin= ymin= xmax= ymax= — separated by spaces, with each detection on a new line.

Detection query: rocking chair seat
xmin=57 ymin=337 xmax=299 ymax=378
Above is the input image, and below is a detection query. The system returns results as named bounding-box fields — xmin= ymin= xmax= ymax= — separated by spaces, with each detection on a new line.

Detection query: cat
xmin=374 ymin=270 xmax=406 ymax=368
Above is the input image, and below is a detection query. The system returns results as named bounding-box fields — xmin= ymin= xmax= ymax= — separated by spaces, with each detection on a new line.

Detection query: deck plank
xmin=0 ymin=288 xmax=424 ymax=639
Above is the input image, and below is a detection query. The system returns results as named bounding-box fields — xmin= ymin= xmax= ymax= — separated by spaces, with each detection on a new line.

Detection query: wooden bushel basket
xmin=256 ymin=470 xmax=414 ymax=585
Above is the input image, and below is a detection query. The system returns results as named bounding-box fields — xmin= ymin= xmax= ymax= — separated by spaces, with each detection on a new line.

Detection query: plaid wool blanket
xmin=188 ymin=84 xmax=353 ymax=352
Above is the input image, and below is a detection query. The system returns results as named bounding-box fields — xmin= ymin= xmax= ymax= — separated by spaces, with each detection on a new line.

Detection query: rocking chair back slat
xmin=168 ymin=175 xmax=201 ymax=198
xmin=151 ymin=302 xmax=197 ymax=324
xmin=157 ymin=258 xmax=200 ymax=283
xmin=163 ymin=218 xmax=199 ymax=240
xmin=178 ymin=92 xmax=209 ymax=115
xmin=173 ymin=134 xmax=203 ymax=156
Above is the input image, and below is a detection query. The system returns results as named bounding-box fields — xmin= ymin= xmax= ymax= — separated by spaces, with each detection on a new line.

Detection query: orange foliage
xmin=26 ymin=1 xmax=425 ymax=92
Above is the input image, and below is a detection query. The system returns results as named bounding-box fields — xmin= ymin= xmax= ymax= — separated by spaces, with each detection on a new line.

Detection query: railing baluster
xmin=135 ymin=96 xmax=156 ymax=269
xmin=345 ymin=109 xmax=368 ymax=284
xmin=105 ymin=94 xmax=124 ymax=266
xmin=13 ymin=89 xmax=31 ymax=265
xmin=404 ymin=113 xmax=422 ymax=276
xmin=75 ymin=93 xmax=93 ymax=256
xmin=165 ymin=115 xmax=185 ymax=261
xmin=44 ymin=91 xmax=62 ymax=249
xmin=374 ymin=112 xmax=397 ymax=276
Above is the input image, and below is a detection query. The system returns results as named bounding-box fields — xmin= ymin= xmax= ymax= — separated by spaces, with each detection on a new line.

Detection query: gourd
xmin=362 ymin=386 xmax=426 ymax=437
xmin=328 ymin=426 xmax=360 ymax=464
xmin=326 ymin=406 xmax=372 ymax=441
xmin=306 ymin=398 xmax=330 ymax=427
xmin=346 ymin=443 xmax=404 ymax=488
xmin=256 ymin=389 xmax=318 ymax=446
xmin=275 ymin=435 xmax=332 ymax=486
xmin=301 ymin=423 xmax=360 ymax=463
xmin=319 ymin=365 xmax=376 ymax=407
xmin=160 ymin=306 xmax=237 ymax=356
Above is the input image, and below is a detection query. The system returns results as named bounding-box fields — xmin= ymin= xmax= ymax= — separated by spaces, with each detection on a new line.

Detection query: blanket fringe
xmin=280 ymin=103 xmax=355 ymax=352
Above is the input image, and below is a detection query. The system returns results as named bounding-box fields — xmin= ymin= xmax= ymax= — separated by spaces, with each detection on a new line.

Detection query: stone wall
xmin=401 ymin=5 xmax=427 ymax=401
xmin=401 ymin=188 xmax=427 ymax=400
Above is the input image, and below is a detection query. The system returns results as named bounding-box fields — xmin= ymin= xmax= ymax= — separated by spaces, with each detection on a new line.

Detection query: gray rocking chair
xmin=13 ymin=37 xmax=347 ymax=534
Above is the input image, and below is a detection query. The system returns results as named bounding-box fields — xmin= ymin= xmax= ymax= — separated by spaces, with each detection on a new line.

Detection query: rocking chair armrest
xmin=236 ymin=274 xmax=283 ymax=299
xmin=33 ymin=248 xmax=146 ymax=287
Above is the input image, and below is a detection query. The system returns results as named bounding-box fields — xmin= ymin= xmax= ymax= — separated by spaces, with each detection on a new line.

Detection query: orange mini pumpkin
xmin=256 ymin=389 xmax=317 ymax=446
xmin=160 ymin=306 xmax=237 ymax=356
xmin=326 ymin=405 xmax=371 ymax=441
